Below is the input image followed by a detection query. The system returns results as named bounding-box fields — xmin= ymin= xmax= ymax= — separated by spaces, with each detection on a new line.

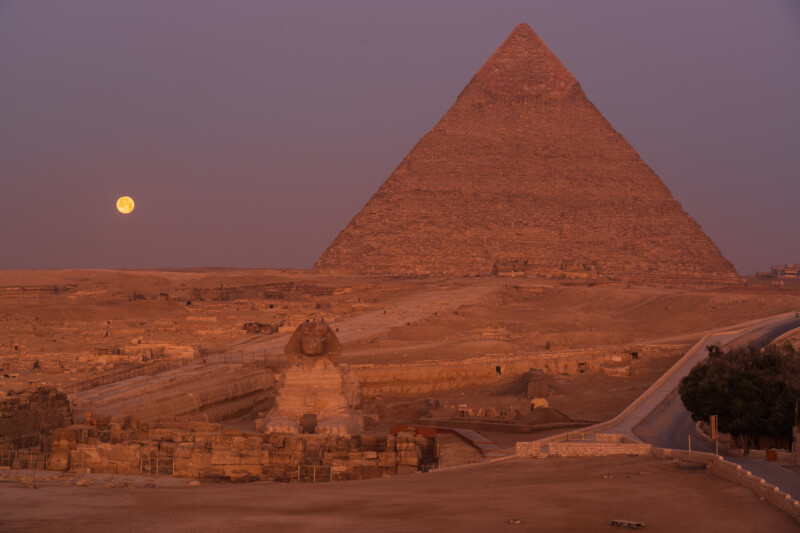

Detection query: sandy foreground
xmin=0 ymin=456 xmax=796 ymax=532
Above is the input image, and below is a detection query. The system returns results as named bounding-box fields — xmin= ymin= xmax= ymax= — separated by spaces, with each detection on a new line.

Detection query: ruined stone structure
xmin=46 ymin=418 xmax=434 ymax=481
xmin=257 ymin=319 xmax=363 ymax=436
xmin=316 ymin=23 xmax=740 ymax=284
xmin=0 ymin=387 xmax=71 ymax=451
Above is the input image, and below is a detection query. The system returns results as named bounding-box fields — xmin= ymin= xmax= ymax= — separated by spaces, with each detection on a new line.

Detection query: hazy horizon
xmin=1 ymin=1 xmax=798 ymax=275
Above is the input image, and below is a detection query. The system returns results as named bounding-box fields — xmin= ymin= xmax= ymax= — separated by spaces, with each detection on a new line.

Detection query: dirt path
xmin=0 ymin=456 xmax=795 ymax=532
xmin=234 ymin=279 xmax=501 ymax=355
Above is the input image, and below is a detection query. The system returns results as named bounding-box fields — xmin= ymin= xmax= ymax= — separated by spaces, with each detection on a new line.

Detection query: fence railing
xmin=0 ymin=449 xmax=17 ymax=468
xmin=297 ymin=464 xmax=331 ymax=483
xmin=0 ymin=449 xmax=49 ymax=470
xmin=419 ymin=462 xmax=439 ymax=473
xmin=141 ymin=455 xmax=174 ymax=476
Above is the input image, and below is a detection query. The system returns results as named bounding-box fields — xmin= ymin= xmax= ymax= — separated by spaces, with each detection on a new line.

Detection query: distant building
xmin=756 ymin=264 xmax=800 ymax=279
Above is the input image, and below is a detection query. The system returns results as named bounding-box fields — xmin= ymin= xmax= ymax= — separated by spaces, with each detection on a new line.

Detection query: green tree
xmin=679 ymin=342 xmax=800 ymax=447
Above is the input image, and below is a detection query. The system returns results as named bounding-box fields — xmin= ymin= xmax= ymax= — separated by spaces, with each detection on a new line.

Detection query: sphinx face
xmin=298 ymin=322 xmax=328 ymax=356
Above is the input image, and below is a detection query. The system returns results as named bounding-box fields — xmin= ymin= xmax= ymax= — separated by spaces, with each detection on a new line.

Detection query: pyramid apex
xmin=512 ymin=22 xmax=535 ymax=34
xmin=462 ymin=22 xmax=579 ymax=102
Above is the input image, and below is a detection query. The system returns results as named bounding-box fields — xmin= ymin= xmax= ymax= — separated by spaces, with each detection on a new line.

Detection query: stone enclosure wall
xmin=49 ymin=418 xmax=435 ymax=481
xmin=354 ymin=345 xmax=678 ymax=399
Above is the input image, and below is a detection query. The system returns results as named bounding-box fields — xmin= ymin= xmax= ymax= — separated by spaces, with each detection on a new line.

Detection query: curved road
xmin=605 ymin=312 xmax=800 ymax=497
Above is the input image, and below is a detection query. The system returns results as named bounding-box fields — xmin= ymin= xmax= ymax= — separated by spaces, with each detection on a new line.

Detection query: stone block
xmin=173 ymin=457 xmax=194 ymax=476
xmin=241 ymin=449 xmax=270 ymax=464
xmin=359 ymin=434 xmax=379 ymax=449
xmin=210 ymin=449 xmax=240 ymax=465
xmin=224 ymin=464 xmax=262 ymax=478
xmin=398 ymin=448 xmax=421 ymax=466
xmin=244 ymin=436 xmax=263 ymax=449
xmin=378 ymin=451 xmax=397 ymax=467
xmin=191 ymin=452 xmax=212 ymax=470
xmin=269 ymin=451 xmax=297 ymax=465
xmin=97 ymin=443 xmax=140 ymax=463
xmin=115 ymin=461 xmax=140 ymax=475
xmin=173 ymin=443 xmax=193 ymax=458
xmin=46 ymin=448 xmax=70 ymax=471
xmin=159 ymin=442 xmax=177 ymax=455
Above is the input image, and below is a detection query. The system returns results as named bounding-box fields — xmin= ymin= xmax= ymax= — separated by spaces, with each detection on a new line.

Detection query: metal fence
xmin=141 ymin=455 xmax=174 ymax=476
xmin=297 ymin=464 xmax=332 ymax=483
xmin=0 ymin=449 xmax=49 ymax=470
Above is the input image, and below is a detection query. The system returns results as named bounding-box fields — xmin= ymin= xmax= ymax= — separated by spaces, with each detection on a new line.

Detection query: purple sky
xmin=1 ymin=1 xmax=798 ymax=275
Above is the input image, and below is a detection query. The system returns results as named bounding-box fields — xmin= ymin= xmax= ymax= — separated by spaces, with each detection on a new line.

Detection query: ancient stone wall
xmin=49 ymin=418 xmax=434 ymax=481
xmin=353 ymin=345 xmax=680 ymax=399
xmin=547 ymin=441 xmax=652 ymax=457
xmin=0 ymin=387 xmax=70 ymax=450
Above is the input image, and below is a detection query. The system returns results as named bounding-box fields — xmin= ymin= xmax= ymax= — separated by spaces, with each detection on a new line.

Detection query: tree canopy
xmin=679 ymin=342 xmax=800 ymax=443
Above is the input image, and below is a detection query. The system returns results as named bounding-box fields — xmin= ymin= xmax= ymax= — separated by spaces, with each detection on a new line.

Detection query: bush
xmin=679 ymin=342 xmax=800 ymax=446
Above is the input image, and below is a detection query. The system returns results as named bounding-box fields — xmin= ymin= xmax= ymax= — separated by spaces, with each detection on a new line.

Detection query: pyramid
xmin=315 ymin=24 xmax=740 ymax=284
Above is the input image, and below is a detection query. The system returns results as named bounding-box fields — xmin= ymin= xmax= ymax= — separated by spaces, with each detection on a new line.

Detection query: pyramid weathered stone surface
xmin=315 ymin=24 xmax=740 ymax=283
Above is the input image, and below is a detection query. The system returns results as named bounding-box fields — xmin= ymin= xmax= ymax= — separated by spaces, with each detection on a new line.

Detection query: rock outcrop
xmin=316 ymin=23 xmax=740 ymax=285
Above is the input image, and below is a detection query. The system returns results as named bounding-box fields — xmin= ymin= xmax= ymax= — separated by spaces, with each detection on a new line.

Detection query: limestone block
xmin=173 ymin=457 xmax=194 ymax=476
xmin=398 ymin=447 xmax=422 ymax=466
xmin=241 ymin=449 xmax=270 ymax=464
xmin=210 ymin=449 xmax=240 ymax=465
xmin=397 ymin=465 xmax=418 ymax=475
xmin=159 ymin=442 xmax=177 ymax=455
xmin=173 ymin=443 xmax=194 ymax=458
xmin=378 ymin=451 xmax=397 ymax=467
xmin=269 ymin=451 xmax=297 ymax=465
xmin=98 ymin=443 xmax=140 ymax=464
xmin=284 ymin=436 xmax=307 ymax=452
xmin=46 ymin=448 xmax=70 ymax=471
xmin=224 ymin=464 xmax=261 ymax=478
xmin=268 ymin=435 xmax=286 ymax=448
xmin=190 ymin=452 xmax=212 ymax=470
xmin=262 ymin=417 xmax=299 ymax=434
xmin=244 ymin=436 xmax=263 ymax=449
xmin=228 ymin=436 xmax=249 ymax=450
xmin=262 ymin=464 xmax=288 ymax=480
xmin=364 ymin=451 xmax=378 ymax=460
xmin=360 ymin=434 xmax=379 ymax=449
xmin=115 ymin=461 xmax=140 ymax=475
xmin=203 ymin=468 xmax=225 ymax=479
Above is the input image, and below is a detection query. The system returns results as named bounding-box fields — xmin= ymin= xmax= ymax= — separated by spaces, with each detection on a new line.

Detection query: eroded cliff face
xmin=316 ymin=23 xmax=739 ymax=284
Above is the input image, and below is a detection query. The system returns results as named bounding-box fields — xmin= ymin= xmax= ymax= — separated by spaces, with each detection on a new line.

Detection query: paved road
xmin=635 ymin=386 xmax=800 ymax=500
xmin=608 ymin=312 xmax=800 ymax=497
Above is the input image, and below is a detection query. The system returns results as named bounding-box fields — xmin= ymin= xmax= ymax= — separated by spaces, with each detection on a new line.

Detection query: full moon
xmin=116 ymin=196 xmax=135 ymax=214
